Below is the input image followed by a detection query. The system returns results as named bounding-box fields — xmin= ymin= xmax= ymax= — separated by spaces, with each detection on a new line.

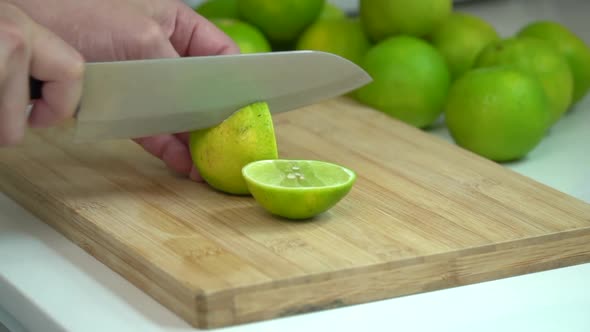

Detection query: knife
xmin=29 ymin=51 xmax=372 ymax=142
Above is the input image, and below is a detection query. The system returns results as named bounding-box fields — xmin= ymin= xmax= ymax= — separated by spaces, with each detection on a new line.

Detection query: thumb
xmin=28 ymin=21 xmax=85 ymax=128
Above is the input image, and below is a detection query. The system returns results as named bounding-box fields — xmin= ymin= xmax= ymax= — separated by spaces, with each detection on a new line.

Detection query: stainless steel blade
xmin=74 ymin=50 xmax=372 ymax=142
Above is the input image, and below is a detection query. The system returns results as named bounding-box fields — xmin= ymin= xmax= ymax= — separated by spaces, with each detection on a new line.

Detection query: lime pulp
xmin=242 ymin=159 xmax=356 ymax=220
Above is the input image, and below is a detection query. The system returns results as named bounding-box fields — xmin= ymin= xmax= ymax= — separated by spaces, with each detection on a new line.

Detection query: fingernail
xmin=189 ymin=166 xmax=203 ymax=182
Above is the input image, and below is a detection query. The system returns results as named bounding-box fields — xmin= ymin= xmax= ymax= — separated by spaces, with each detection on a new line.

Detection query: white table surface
xmin=2 ymin=0 xmax=590 ymax=331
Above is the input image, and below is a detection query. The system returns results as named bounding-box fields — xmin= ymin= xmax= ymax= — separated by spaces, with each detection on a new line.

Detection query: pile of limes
xmin=195 ymin=0 xmax=590 ymax=164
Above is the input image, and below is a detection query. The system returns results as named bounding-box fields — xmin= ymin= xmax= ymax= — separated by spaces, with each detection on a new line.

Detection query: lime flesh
xmin=242 ymin=159 xmax=356 ymax=220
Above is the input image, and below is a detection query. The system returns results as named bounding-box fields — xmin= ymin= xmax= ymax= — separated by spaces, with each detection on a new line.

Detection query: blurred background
xmin=183 ymin=0 xmax=590 ymax=182
xmin=185 ymin=0 xmax=589 ymax=42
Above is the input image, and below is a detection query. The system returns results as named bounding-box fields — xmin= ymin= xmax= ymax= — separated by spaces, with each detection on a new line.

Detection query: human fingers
xmin=168 ymin=2 xmax=239 ymax=57
xmin=27 ymin=22 xmax=85 ymax=128
xmin=174 ymin=132 xmax=202 ymax=181
xmin=0 ymin=3 xmax=30 ymax=145
xmin=134 ymin=134 xmax=196 ymax=178
xmin=119 ymin=16 xmax=199 ymax=177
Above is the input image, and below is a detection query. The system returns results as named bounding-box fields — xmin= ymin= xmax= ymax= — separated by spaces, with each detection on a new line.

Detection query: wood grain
xmin=1 ymin=97 xmax=589 ymax=328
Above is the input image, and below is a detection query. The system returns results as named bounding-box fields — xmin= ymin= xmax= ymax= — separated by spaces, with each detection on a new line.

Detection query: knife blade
xmin=29 ymin=50 xmax=372 ymax=142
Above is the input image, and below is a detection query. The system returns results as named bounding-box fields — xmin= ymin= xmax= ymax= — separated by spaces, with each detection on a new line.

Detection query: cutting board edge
xmin=0 ymin=176 xmax=206 ymax=327
xmin=196 ymin=226 xmax=590 ymax=328
xmin=4 ymin=169 xmax=590 ymax=329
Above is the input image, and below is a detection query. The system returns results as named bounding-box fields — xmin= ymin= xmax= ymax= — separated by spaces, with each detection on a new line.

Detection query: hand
xmin=0 ymin=2 xmax=84 ymax=146
xmin=9 ymin=0 xmax=239 ymax=180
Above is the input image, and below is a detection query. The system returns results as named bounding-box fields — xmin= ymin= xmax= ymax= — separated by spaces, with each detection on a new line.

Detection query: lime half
xmin=242 ymin=159 xmax=356 ymax=220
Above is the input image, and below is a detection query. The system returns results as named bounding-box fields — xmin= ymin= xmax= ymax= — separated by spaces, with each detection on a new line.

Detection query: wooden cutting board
xmin=1 ymin=97 xmax=589 ymax=328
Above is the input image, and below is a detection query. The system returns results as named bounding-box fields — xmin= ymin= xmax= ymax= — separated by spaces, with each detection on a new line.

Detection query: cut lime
xmin=242 ymin=159 xmax=356 ymax=220
xmin=189 ymin=102 xmax=278 ymax=195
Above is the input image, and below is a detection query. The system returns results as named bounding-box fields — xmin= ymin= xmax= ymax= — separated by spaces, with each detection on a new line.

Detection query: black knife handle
xmin=29 ymin=77 xmax=43 ymax=100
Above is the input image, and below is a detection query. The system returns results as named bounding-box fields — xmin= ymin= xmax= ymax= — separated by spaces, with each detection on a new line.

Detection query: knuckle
xmin=135 ymin=20 xmax=166 ymax=49
xmin=0 ymin=22 xmax=28 ymax=57
xmin=0 ymin=5 xmax=30 ymax=56
xmin=65 ymin=53 xmax=85 ymax=81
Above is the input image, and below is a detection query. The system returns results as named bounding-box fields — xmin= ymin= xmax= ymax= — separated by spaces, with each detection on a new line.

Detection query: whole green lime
xmin=354 ymin=35 xmax=450 ymax=128
xmin=444 ymin=67 xmax=550 ymax=162
xmin=429 ymin=12 xmax=499 ymax=80
xmin=475 ymin=36 xmax=573 ymax=125
xmin=359 ymin=0 xmax=452 ymax=42
xmin=318 ymin=2 xmax=346 ymax=21
xmin=518 ymin=21 xmax=590 ymax=103
xmin=296 ymin=18 xmax=371 ymax=65
xmin=237 ymin=0 xmax=325 ymax=46
xmin=210 ymin=18 xmax=271 ymax=53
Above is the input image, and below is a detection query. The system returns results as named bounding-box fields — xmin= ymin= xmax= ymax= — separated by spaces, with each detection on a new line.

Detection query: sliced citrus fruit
xmin=242 ymin=159 xmax=356 ymax=220
xmin=189 ymin=102 xmax=278 ymax=195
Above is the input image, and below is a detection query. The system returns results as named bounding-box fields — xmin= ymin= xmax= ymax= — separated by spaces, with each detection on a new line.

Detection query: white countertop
xmin=2 ymin=0 xmax=590 ymax=331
